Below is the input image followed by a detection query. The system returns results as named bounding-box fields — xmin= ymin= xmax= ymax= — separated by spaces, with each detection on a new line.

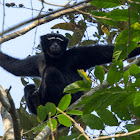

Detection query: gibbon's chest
xmin=38 ymin=59 xmax=81 ymax=85
xmin=45 ymin=57 xmax=70 ymax=70
xmin=38 ymin=58 xmax=68 ymax=75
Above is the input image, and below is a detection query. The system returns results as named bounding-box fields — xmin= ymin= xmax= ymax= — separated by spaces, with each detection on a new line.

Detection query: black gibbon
xmin=0 ymin=33 xmax=140 ymax=114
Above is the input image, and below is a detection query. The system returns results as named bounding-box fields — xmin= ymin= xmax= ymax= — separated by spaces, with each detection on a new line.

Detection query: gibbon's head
xmin=40 ymin=33 xmax=69 ymax=58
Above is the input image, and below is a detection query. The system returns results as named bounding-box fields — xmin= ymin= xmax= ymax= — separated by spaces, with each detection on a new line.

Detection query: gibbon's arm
xmin=0 ymin=52 xmax=43 ymax=77
xmin=68 ymin=45 xmax=140 ymax=70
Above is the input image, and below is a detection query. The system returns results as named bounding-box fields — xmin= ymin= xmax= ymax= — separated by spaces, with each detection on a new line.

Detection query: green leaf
xmin=51 ymin=23 xmax=76 ymax=31
xmin=90 ymin=0 xmax=120 ymax=8
xmin=57 ymin=114 xmax=72 ymax=127
xmin=133 ymin=92 xmax=140 ymax=107
xmin=131 ymin=106 xmax=140 ymax=117
xmin=114 ymin=43 xmax=138 ymax=60
xmin=47 ymin=119 xmax=57 ymax=131
xmin=66 ymin=110 xmax=83 ymax=115
xmin=33 ymin=123 xmax=46 ymax=133
xmin=97 ymin=109 xmax=118 ymax=126
xmin=77 ymin=69 xmax=92 ymax=84
xmin=21 ymin=77 xmax=28 ymax=86
xmin=83 ymin=89 xmax=112 ymax=114
xmin=123 ymin=70 xmax=130 ymax=86
xmin=65 ymin=21 xmax=86 ymax=46
xmin=94 ymin=66 xmax=105 ymax=84
xmin=91 ymin=11 xmax=108 ymax=18
xmin=108 ymin=9 xmax=128 ymax=21
xmin=45 ymin=102 xmax=56 ymax=117
xmin=60 ymin=133 xmax=80 ymax=140
xmin=33 ymin=78 xmax=41 ymax=88
xmin=91 ymin=11 xmax=117 ymax=26
xmin=82 ymin=87 xmax=134 ymax=118
xmin=18 ymin=107 xmax=39 ymax=132
xmin=134 ymin=79 xmax=140 ymax=87
xmin=82 ymin=114 xmax=104 ymax=130
xmin=113 ymin=44 xmax=125 ymax=60
xmin=81 ymin=87 xmax=136 ymax=121
xmin=125 ymin=124 xmax=140 ymax=139
xmin=111 ymin=91 xmax=133 ymax=120
xmin=107 ymin=9 xmax=139 ymax=23
xmin=114 ymin=22 xmax=140 ymax=60
xmin=57 ymin=94 xmax=71 ymax=113
xmin=64 ymin=80 xmax=91 ymax=93
xmin=37 ymin=105 xmax=47 ymax=121
xmin=129 ymin=63 xmax=140 ymax=76
xmin=119 ymin=87 xmax=136 ymax=108
xmin=107 ymin=60 xmax=123 ymax=85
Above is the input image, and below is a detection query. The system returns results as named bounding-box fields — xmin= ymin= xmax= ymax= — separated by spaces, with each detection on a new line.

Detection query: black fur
xmin=0 ymin=33 xmax=140 ymax=115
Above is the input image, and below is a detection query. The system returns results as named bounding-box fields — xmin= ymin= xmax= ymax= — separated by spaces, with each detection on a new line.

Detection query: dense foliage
xmin=2 ymin=0 xmax=140 ymax=139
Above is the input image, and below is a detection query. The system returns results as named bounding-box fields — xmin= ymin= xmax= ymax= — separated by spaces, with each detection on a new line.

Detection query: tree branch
xmin=34 ymin=125 xmax=51 ymax=140
xmin=0 ymin=86 xmax=21 ymax=140
xmin=0 ymin=85 xmax=10 ymax=112
xmin=0 ymin=106 xmax=14 ymax=140
xmin=7 ymin=88 xmax=21 ymax=140
xmin=0 ymin=85 xmax=14 ymax=140
xmin=0 ymin=0 xmax=91 ymax=42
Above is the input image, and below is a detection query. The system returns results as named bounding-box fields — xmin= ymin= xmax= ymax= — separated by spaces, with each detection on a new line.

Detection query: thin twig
xmin=56 ymin=107 xmax=90 ymax=140
xmin=127 ymin=0 xmax=140 ymax=4
xmin=0 ymin=0 xmax=5 ymax=49
xmin=38 ymin=0 xmax=72 ymax=7
xmin=73 ymin=8 xmax=112 ymax=20
xmin=2 ymin=0 xmax=5 ymax=33
xmin=94 ymin=128 xmax=140 ymax=140
xmin=38 ymin=0 xmax=44 ymax=16
xmin=30 ymin=0 xmax=34 ymax=18
xmin=49 ymin=112 xmax=55 ymax=140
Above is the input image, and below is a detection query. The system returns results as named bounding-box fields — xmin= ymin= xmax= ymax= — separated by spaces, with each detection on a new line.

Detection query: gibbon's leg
xmin=24 ymin=84 xmax=41 ymax=115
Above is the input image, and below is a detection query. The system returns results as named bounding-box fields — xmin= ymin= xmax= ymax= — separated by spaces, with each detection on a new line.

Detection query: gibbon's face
xmin=40 ymin=33 xmax=69 ymax=58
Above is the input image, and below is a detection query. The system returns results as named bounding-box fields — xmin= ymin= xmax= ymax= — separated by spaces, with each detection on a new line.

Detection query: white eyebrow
xmin=48 ymin=37 xmax=64 ymax=41
xmin=56 ymin=37 xmax=64 ymax=41
xmin=48 ymin=37 xmax=55 ymax=40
